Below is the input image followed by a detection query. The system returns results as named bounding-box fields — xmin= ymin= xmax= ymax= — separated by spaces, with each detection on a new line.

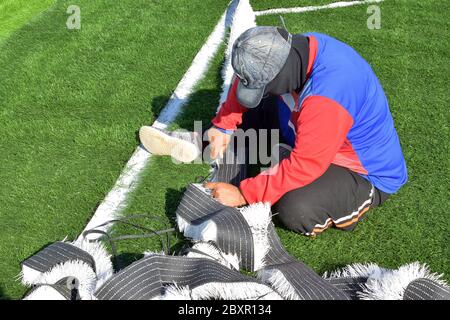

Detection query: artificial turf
xmin=0 ymin=0 xmax=228 ymax=299
xmin=0 ymin=0 xmax=54 ymax=43
xmin=0 ymin=0 xmax=449 ymax=299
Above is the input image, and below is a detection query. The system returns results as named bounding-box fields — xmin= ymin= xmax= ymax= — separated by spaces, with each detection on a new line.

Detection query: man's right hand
xmin=207 ymin=127 xmax=232 ymax=159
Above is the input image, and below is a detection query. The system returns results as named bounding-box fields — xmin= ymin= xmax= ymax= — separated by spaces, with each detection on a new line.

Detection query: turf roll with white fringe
xmin=325 ymin=262 xmax=450 ymax=300
xmin=21 ymin=239 xmax=113 ymax=300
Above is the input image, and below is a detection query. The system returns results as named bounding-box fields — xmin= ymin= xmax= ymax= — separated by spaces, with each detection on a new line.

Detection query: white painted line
xmin=255 ymin=0 xmax=384 ymax=16
xmin=79 ymin=146 xmax=151 ymax=240
xmin=217 ymin=0 xmax=256 ymax=111
xmin=78 ymin=2 xmax=239 ymax=241
xmin=154 ymin=9 xmax=231 ymax=128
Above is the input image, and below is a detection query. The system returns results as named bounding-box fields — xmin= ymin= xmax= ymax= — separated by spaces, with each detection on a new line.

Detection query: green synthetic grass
xmin=114 ymin=0 xmax=450 ymax=282
xmin=0 ymin=0 xmax=228 ymax=299
xmin=1 ymin=0 xmax=449 ymax=300
xmin=0 ymin=0 xmax=55 ymax=43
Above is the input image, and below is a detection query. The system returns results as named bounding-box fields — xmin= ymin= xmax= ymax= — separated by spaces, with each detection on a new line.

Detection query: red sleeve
xmin=211 ymin=76 xmax=248 ymax=130
xmin=239 ymin=96 xmax=354 ymax=205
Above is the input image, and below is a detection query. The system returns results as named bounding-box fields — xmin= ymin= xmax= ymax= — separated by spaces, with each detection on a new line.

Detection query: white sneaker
xmin=139 ymin=126 xmax=201 ymax=163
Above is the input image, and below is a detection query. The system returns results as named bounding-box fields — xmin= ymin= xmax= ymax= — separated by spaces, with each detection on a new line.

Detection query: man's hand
xmin=204 ymin=182 xmax=247 ymax=207
xmin=207 ymin=127 xmax=231 ymax=159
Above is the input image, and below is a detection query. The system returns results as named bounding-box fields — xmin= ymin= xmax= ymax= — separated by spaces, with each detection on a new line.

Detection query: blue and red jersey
xmin=212 ymin=32 xmax=408 ymax=205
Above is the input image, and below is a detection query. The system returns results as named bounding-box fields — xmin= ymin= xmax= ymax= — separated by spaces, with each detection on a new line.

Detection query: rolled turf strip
xmin=176 ymin=183 xmax=259 ymax=271
xmin=24 ymin=277 xmax=82 ymax=300
xmin=21 ymin=242 xmax=96 ymax=283
xmin=95 ymin=249 xmax=282 ymax=300
xmin=20 ymin=239 xmax=113 ymax=300
xmin=20 ymin=240 xmax=450 ymax=300
xmin=403 ymin=278 xmax=450 ymax=300
xmin=175 ymin=183 xmax=352 ymax=300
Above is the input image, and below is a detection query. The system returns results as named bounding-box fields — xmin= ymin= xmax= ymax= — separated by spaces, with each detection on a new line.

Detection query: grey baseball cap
xmin=231 ymin=26 xmax=292 ymax=108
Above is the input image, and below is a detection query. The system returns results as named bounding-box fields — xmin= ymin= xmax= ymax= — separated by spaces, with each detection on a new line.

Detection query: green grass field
xmin=0 ymin=0 xmax=449 ymax=299
xmin=0 ymin=0 xmax=55 ymax=43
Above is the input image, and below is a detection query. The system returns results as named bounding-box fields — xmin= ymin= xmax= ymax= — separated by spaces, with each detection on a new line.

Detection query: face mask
xmin=263 ymin=34 xmax=309 ymax=97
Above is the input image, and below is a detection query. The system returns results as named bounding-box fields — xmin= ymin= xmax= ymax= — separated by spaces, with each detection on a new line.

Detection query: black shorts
xmin=272 ymin=163 xmax=389 ymax=235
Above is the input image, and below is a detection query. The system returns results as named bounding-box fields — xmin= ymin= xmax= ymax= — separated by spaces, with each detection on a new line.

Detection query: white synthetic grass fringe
xmin=77 ymin=2 xmax=238 ymax=242
xmin=19 ymin=266 xmax=42 ymax=287
xmin=218 ymin=0 xmax=257 ymax=110
xmin=160 ymin=284 xmax=193 ymax=300
xmin=258 ymin=268 xmax=300 ymax=300
xmin=187 ymin=242 xmax=240 ymax=270
xmin=176 ymin=213 xmax=190 ymax=233
xmin=191 ymin=282 xmax=282 ymax=300
xmin=255 ymin=0 xmax=384 ymax=16
xmin=239 ymin=202 xmax=271 ymax=271
xmin=23 ymin=260 xmax=97 ymax=300
xmin=325 ymin=262 xmax=449 ymax=300
xmin=143 ymin=250 xmax=166 ymax=257
xmin=24 ymin=286 xmax=67 ymax=300
xmin=20 ymin=240 xmax=114 ymax=291
xmin=360 ymin=262 xmax=449 ymax=300
xmin=71 ymin=239 xmax=114 ymax=289
xmin=179 ymin=215 xmax=219 ymax=243
xmin=164 ymin=282 xmax=282 ymax=300
xmin=324 ymin=262 xmax=385 ymax=279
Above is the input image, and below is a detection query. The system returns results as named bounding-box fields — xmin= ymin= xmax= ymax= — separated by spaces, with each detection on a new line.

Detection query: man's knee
xmin=273 ymin=191 xmax=325 ymax=236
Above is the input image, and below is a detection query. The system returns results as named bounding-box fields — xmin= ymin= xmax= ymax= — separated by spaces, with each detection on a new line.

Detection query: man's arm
xmin=239 ymin=96 xmax=354 ymax=205
xmin=211 ymin=76 xmax=248 ymax=131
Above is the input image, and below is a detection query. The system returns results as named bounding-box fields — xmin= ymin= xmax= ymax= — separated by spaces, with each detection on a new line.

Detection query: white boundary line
xmin=217 ymin=0 xmax=256 ymax=110
xmin=255 ymin=0 xmax=383 ymax=16
xmin=153 ymin=0 xmax=239 ymax=129
xmin=78 ymin=2 xmax=239 ymax=241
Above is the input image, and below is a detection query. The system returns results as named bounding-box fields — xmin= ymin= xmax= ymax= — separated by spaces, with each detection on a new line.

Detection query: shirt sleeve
xmin=211 ymin=76 xmax=248 ymax=130
xmin=239 ymin=95 xmax=354 ymax=205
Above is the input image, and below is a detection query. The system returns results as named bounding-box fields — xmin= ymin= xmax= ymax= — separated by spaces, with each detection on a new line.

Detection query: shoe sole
xmin=139 ymin=126 xmax=199 ymax=163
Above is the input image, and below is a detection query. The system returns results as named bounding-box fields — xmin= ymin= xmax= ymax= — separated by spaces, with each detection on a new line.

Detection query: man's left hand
xmin=204 ymin=182 xmax=247 ymax=207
